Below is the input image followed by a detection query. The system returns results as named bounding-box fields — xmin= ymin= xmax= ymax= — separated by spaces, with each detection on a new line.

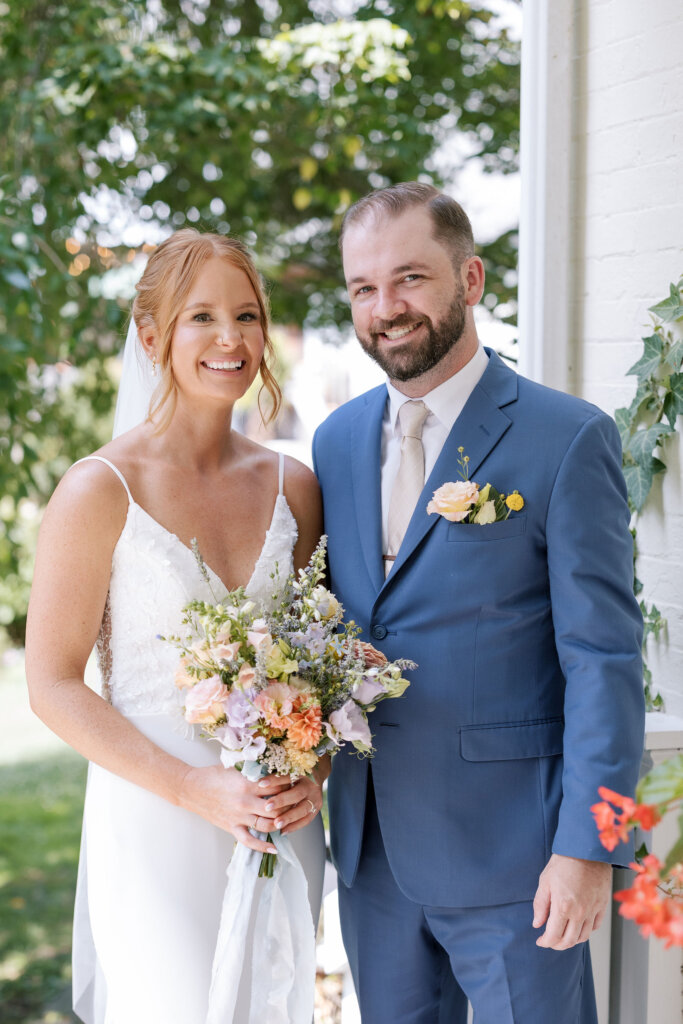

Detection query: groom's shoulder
xmin=314 ymin=384 xmax=386 ymax=442
xmin=513 ymin=370 xmax=613 ymax=435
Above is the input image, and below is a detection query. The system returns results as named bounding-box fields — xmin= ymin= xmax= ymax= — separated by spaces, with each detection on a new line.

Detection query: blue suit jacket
xmin=312 ymin=350 xmax=645 ymax=908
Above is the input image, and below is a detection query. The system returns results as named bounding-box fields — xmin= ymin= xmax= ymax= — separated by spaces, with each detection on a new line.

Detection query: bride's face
xmin=170 ymin=255 xmax=265 ymax=406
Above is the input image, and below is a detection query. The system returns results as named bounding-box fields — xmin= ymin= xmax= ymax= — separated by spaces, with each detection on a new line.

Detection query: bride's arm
xmin=282 ymin=456 xmax=324 ymax=573
xmin=25 ymin=461 xmax=281 ymax=854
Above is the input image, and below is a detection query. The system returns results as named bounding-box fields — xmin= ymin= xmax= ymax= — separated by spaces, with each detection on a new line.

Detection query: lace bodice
xmin=80 ymin=455 xmax=298 ymax=718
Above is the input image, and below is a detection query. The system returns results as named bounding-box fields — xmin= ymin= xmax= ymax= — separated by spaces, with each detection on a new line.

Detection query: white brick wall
xmin=571 ymin=0 xmax=683 ymax=711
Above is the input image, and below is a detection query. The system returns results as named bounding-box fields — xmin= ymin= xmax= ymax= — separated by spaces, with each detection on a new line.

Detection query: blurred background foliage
xmin=0 ymin=0 xmax=520 ymax=643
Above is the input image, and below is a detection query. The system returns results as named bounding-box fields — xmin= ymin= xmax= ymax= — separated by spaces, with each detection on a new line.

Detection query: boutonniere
xmin=426 ymin=447 xmax=524 ymax=525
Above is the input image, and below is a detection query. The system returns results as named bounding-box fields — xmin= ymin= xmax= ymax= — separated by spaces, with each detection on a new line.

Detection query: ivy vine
xmin=615 ymin=277 xmax=683 ymax=711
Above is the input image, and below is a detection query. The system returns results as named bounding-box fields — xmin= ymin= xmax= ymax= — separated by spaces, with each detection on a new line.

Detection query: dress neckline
xmin=127 ymin=494 xmax=291 ymax=597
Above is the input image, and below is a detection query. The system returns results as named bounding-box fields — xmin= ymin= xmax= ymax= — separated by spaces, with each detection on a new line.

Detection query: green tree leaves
xmin=0 ymin=1 xmax=521 ymax=640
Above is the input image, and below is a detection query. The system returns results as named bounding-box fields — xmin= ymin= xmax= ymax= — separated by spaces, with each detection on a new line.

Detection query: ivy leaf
xmin=649 ymin=282 xmax=683 ymax=324
xmin=626 ymin=334 xmax=664 ymax=382
xmin=627 ymin=379 xmax=658 ymax=419
xmin=637 ymin=753 xmax=683 ymax=805
xmin=624 ymin=423 xmax=673 ymax=467
xmin=662 ymin=373 xmax=683 ymax=428
xmin=664 ymin=338 xmax=683 ymax=372
xmin=623 ymin=458 xmax=666 ymax=512
xmin=614 ymin=406 xmax=631 ymax=446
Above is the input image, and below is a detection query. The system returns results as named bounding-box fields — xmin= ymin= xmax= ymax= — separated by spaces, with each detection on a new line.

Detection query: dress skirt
xmin=72 ymin=712 xmax=326 ymax=1024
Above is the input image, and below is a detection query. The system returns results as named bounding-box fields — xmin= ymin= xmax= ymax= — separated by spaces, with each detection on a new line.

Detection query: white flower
xmin=474 ymin=500 xmax=497 ymax=525
xmin=329 ymin=700 xmax=373 ymax=750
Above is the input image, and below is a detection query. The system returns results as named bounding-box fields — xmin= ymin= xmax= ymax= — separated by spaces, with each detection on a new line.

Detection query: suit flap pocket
xmin=446 ymin=515 xmax=526 ymax=542
xmin=460 ymin=718 xmax=564 ymax=761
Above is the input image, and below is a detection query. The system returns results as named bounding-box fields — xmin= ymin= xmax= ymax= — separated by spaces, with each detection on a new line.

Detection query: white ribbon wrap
xmin=206 ymin=770 xmax=316 ymax=1024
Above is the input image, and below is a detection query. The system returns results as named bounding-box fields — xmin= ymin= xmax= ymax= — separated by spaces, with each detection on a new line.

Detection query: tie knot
xmin=398 ymin=400 xmax=429 ymax=440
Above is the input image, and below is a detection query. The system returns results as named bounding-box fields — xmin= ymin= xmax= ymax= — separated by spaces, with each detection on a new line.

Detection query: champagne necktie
xmin=385 ymin=400 xmax=429 ymax=575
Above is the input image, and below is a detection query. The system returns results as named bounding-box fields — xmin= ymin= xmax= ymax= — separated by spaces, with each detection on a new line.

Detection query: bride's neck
xmin=152 ymin=402 xmax=238 ymax=471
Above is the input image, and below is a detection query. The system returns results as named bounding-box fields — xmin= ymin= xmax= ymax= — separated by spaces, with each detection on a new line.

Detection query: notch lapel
xmin=385 ymin=351 xmax=518 ymax=583
xmin=350 ymin=386 xmax=388 ymax=592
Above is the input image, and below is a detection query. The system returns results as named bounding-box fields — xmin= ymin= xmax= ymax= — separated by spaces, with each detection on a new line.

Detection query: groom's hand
xmin=533 ymin=853 xmax=612 ymax=949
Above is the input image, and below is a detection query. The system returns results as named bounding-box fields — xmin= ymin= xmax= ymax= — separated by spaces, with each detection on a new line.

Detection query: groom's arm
xmin=535 ymin=410 xmax=645 ymax=948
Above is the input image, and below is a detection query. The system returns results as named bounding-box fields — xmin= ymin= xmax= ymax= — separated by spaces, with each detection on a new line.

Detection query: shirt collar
xmin=386 ymin=344 xmax=489 ymax=435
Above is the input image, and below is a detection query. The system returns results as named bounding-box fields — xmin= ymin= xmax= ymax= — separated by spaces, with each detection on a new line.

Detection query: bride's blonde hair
xmin=132 ymin=229 xmax=281 ymax=433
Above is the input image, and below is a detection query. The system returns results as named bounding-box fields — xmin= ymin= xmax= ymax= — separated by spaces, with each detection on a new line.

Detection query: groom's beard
xmin=355 ymin=284 xmax=467 ymax=383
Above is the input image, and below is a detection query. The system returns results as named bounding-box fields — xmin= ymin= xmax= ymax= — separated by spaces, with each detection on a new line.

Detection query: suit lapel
xmin=350 ymin=385 xmax=388 ymax=592
xmin=385 ymin=351 xmax=518 ymax=582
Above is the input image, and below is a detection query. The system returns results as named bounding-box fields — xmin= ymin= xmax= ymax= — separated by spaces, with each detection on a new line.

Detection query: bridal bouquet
xmin=162 ymin=537 xmax=413 ymax=1023
xmin=163 ymin=535 xmax=413 ymax=875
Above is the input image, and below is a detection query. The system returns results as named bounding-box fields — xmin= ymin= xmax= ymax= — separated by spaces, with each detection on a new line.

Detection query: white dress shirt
xmin=380 ymin=345 xmax=489 ymax=552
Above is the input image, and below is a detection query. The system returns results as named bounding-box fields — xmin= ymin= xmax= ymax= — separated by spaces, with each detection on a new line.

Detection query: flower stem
xmin=258 ymin=838 xmax=277 ymax=878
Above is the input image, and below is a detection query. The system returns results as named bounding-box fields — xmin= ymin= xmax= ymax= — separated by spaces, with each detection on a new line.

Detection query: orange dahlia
xmin=287 ymin=703 xmax=323 ymax=750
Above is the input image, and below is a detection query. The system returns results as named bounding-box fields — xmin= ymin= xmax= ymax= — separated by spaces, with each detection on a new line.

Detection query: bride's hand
xmin=177 ymin=765 xmax=291 ymax=854
xmin=261 ymin=755 xmax=332 ymax=837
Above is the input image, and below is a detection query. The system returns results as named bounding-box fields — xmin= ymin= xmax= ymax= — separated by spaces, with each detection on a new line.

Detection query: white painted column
xmin=517 ymin=0 xmax=576 ymax=391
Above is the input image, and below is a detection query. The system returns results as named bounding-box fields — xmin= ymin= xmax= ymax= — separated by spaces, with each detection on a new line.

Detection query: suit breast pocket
xmin=446 ymin=515 xmax=527 ymax=542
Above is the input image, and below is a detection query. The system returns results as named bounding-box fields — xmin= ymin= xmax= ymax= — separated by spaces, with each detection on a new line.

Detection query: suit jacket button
xmin=371 ymin=624 xmax=388 ymax=640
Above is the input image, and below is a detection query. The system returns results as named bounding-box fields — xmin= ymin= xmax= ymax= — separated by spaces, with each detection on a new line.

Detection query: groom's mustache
xmin=370 ymin=313 xmax=427 ymax=336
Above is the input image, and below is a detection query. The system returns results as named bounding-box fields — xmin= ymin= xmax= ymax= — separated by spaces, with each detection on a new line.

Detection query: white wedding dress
xmin=71 ymin=453 xmax=325 ymax=1024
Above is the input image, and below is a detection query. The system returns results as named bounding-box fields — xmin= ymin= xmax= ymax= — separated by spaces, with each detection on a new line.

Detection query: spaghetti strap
xmin=278 ymin=451 xmax=285 ymax=495
xmin=74 ymin=455 xmax=134 ymax=504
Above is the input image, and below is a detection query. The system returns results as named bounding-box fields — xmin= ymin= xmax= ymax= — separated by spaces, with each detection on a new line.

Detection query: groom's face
xmin=342 ymin=206 xmax=468 ymax=383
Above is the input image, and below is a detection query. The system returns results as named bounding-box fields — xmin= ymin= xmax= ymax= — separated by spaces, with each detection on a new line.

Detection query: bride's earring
xmin=151 ymin=354 xmax=158 ymax=376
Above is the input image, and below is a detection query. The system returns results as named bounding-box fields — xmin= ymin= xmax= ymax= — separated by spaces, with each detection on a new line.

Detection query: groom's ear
xmin=462 ymin=255 xmax=485 ymax=307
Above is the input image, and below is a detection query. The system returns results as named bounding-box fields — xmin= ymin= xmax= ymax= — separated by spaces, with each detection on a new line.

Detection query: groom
xmin=312 ymin=183 xmax=645 ymax=1023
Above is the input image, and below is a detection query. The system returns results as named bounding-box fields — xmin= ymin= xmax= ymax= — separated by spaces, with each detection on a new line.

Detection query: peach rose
xmin=255 ymin=682 xmax=297 ymax=731
xmin=184 ymin=676 xmax=229 ymax=725
xmin=427 ymin=480 xmax=479 ymax=522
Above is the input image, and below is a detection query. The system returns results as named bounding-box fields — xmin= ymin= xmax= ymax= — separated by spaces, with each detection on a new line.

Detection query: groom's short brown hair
xmin=339 ymin=182 xmax=475 ymax=268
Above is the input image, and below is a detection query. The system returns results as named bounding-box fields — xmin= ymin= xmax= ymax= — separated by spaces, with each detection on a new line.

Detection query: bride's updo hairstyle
xmin=132 ymin=229 xmax=281 ymax=433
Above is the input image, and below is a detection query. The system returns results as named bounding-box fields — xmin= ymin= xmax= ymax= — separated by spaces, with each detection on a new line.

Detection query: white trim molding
xmin=517 ymin=0 xmax=576 ymax=391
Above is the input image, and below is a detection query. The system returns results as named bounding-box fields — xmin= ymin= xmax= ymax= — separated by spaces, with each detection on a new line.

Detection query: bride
xmin=25 ymin=230 xmax=327 ymax=1023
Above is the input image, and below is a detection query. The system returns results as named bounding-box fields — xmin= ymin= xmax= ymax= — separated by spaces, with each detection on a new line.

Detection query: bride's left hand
xmin=256 ymin=755 xmax=331 ymax=836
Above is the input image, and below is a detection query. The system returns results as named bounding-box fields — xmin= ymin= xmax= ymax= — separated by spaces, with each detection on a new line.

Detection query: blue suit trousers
xmin=337 ymin=772 xmax=598 ymax=1024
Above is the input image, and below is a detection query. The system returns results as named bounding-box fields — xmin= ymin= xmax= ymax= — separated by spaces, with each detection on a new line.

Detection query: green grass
xmin=0 ymin=751 xmax=86 ymax=1023
xmin=0 ymin=653 xmax=86 ymax=1023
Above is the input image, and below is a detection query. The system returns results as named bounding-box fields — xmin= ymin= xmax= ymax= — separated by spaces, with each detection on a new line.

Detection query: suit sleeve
xmin=546 ymin=411 xmax=645 ymax=864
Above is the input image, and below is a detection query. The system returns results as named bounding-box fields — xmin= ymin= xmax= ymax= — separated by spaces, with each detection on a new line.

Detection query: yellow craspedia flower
xmin=505 ymin=491 xmax=525 ymax=512
xmin=283 ymin=740 xmax=318 ymax=777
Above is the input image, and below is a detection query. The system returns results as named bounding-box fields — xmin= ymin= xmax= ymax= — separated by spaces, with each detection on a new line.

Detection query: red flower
xmin=630 ymin=802 xmax=662 ymax=831
xmin=615 ymin=856 xmax=683 ymax=948
xmin=590 ymin=800 xmax=630 ymax=852
xmin=597 ymin=786 xmax=635 ymax=811
xmin=592 ymin=787 xmax=661 ymax=852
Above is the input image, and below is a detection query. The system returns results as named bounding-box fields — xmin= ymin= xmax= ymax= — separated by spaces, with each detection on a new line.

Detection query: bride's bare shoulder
xmin=46 ymin=444 xmax=133 ymax=537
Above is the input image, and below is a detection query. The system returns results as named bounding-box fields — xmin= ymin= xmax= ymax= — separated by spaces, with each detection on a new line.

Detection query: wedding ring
xmin=307 ymin=799 xmax=316 ymax=815
xmin=253 ymin=815 xmax=259 ymax=830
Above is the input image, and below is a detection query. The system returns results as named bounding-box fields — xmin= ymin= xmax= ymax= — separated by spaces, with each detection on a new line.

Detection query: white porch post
xmin=517 ymin=0 xmax=576 ymax=391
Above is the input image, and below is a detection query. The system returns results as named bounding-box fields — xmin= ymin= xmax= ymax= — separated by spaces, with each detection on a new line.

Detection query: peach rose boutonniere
xmin=427 ymin=446 xmax=524 ymax=525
